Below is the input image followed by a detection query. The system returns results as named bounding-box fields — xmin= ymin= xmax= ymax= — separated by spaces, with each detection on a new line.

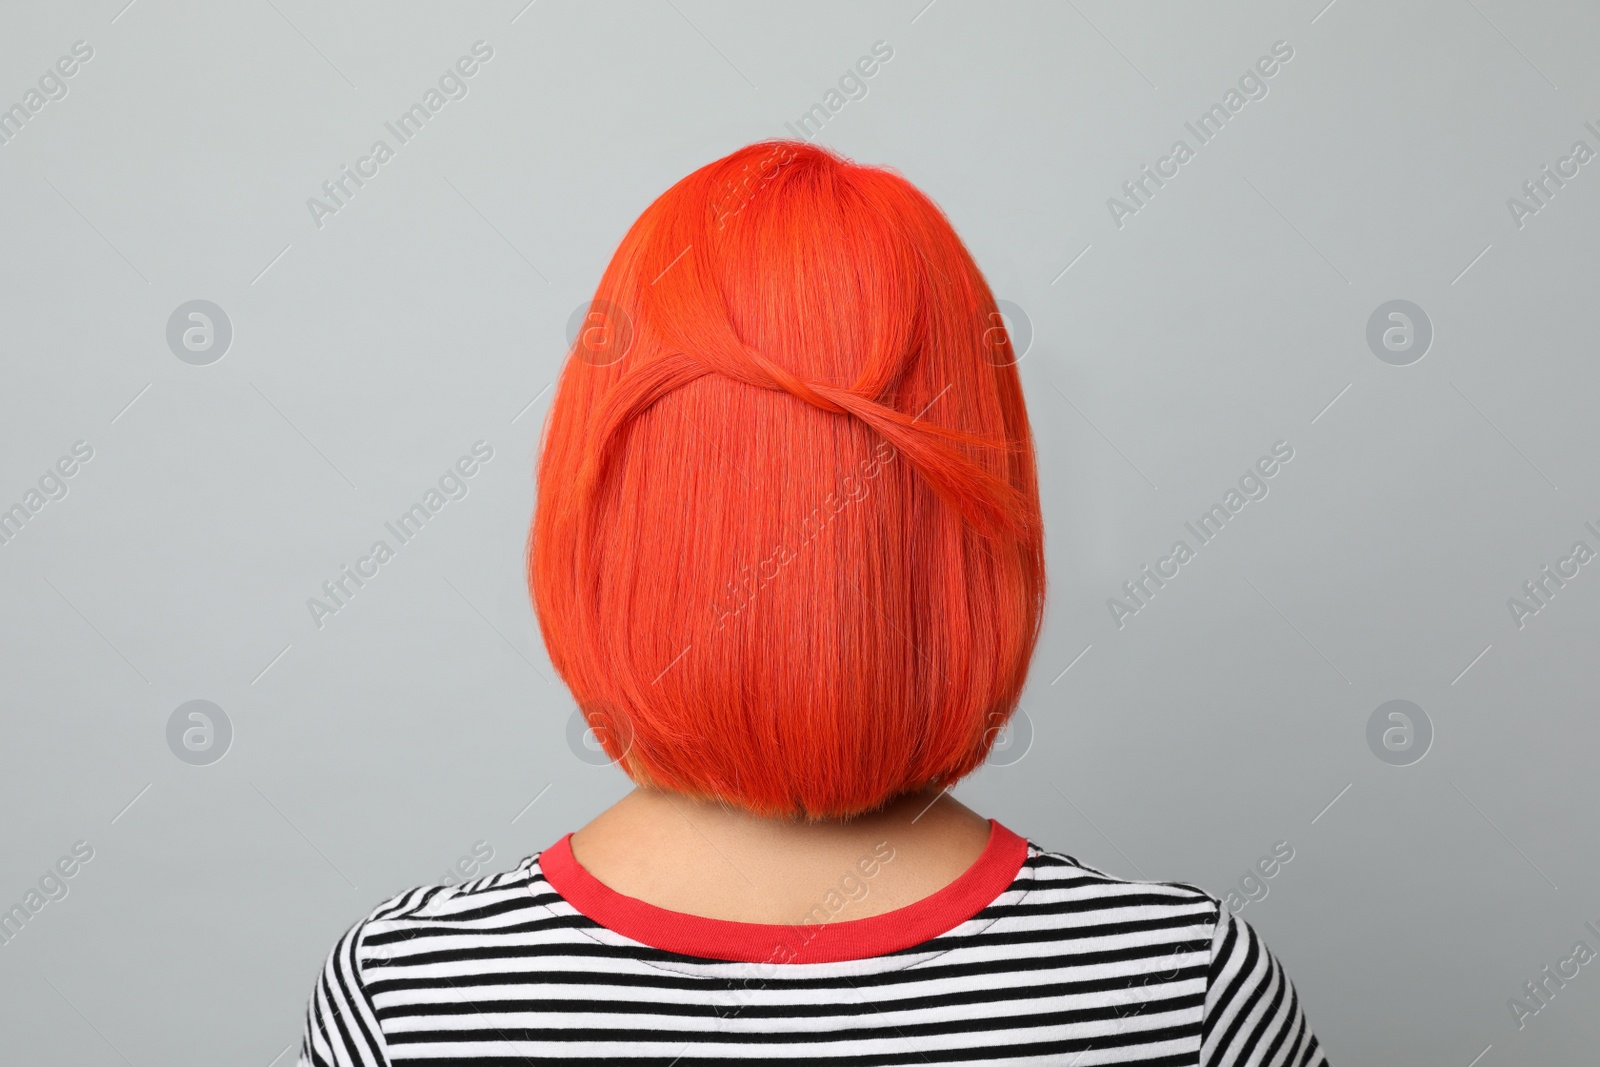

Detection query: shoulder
xmin=358 ymin=854 xmax=545 ymax=941
xmin=1005 ymin=841 xmax=1224 ymax=977
xmin=1022 ymin=839 xmax=1224 ymax=920
xmin=316 ymin=854 xmax=546 ymax=975
xmin=297 ymin=856 xmax=549 ymax=1065
xmin=1020 ymin=842 xmax=1328 ymax=1064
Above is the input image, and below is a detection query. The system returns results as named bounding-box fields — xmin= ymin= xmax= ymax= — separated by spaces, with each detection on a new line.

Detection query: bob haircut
xmin=530 ymin=140 xmax=1045 ymax=820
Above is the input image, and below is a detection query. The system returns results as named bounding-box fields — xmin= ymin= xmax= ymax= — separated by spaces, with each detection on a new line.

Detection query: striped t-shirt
xmin=298 ymin=819 xmax=1328 ymax=1065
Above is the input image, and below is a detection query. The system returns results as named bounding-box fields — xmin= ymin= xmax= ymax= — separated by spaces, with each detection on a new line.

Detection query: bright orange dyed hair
xmin=530 ymin=140 xmax=1045 ymax=819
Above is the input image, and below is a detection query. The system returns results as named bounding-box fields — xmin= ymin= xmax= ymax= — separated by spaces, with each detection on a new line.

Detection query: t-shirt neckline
xmin=537 ymin=817 xmax=1029 ymax=964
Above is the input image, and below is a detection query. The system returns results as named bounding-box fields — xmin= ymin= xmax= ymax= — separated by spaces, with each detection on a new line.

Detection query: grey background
xmin=2 ymin=0 xmax=1596 ymax=1063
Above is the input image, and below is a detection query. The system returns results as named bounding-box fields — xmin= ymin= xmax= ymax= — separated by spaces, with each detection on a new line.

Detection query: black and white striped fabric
xmin=298 ymin=841 xmax=1328 ymax=1065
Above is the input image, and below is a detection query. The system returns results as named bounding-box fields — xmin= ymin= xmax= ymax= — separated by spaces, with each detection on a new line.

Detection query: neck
xmin=567 ymin=785 xmax=994 ymax=924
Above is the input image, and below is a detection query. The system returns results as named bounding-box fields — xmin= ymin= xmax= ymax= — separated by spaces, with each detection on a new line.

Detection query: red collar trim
xmin=538 ymin=818 xmax=1028 ymax=964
